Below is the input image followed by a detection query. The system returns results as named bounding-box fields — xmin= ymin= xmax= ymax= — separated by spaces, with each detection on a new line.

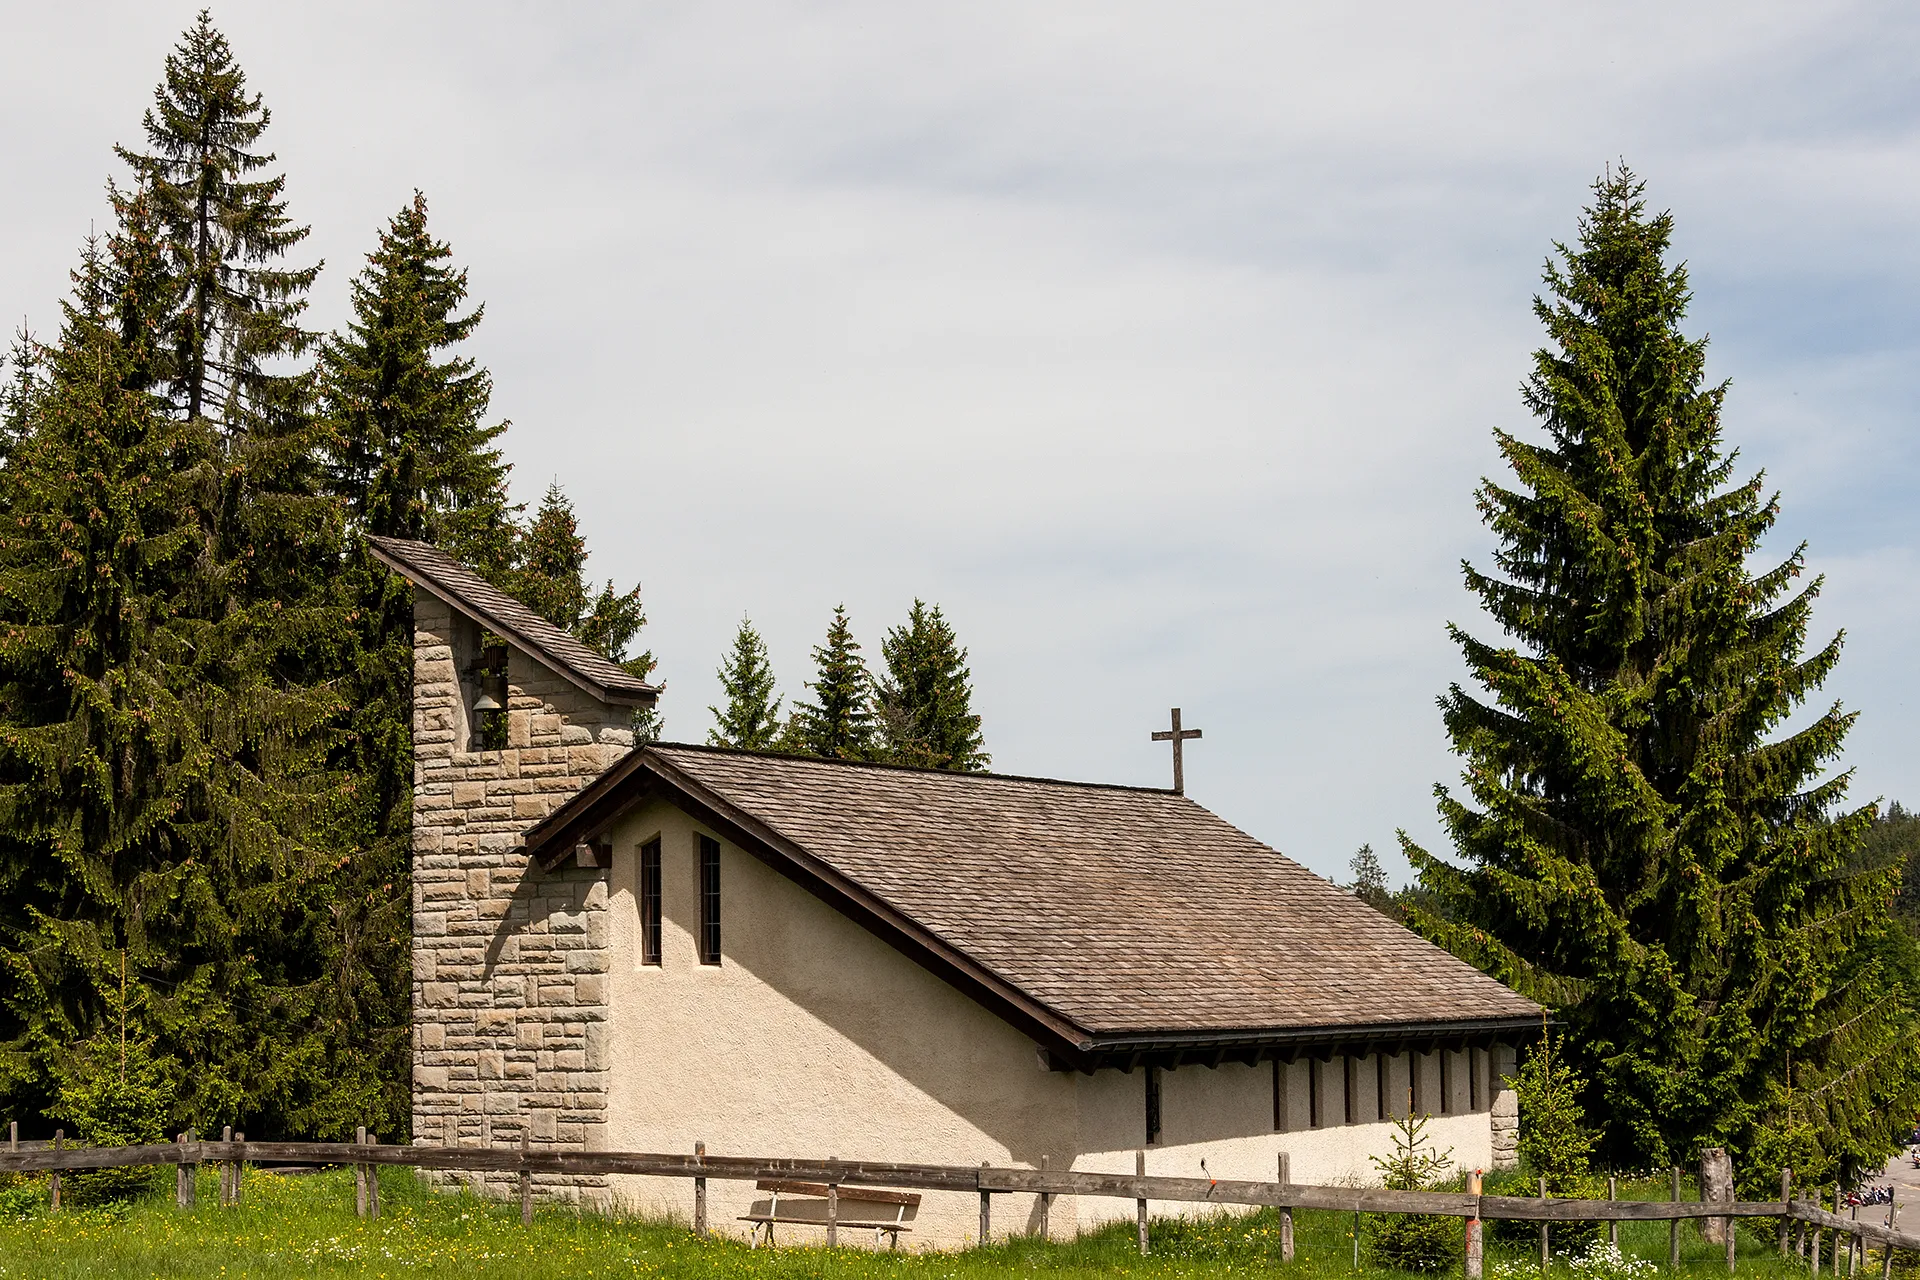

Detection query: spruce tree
xmin=0 ymin=193 xmax=340 ymax=1135
xmin=1404 ymin=168 xmax=1915 ymax=1181
xmin=0 ymin=328 xmax=46 ymax=465
xmin=708 ymin=616 xmax=783 ymax=750
xmin=874 ymin=600 xmax=988 ymax=770
xmin=510 ymin=483 xmax=654 ymax=678
xmin=310 ymin=192 xmax=522 ymax=1138
xmin=115 ymin=10 xmax=316 ymax=433
xmin=320 ymin=190 xmax=516 ymax=566
xmin=508 ymin=483 xmax=658 ymax=741
xmin=114 ymin=10 xmax=331 ymax=612
xmin=789 ymin=606 xmax=874 ymax=760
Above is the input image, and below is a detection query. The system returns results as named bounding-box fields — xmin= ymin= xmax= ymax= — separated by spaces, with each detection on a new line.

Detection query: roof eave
xmin=365 ymin=538 xmax=657 ymax=708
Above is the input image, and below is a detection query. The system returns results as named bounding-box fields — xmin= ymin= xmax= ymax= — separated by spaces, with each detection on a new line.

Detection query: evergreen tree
xmin=874 ymin=600 xmax=988 ymax=770
xmin=508 ymin=483 xmax=658 ymax=741
xmin=1347 ymin=844 xmax=1393 ymax=913
xmin=1403 ymin=168 xmax=1915 ymax=1181
xmin=510 ymin=483 xmax=654 ymax=679
xmin=0 ymin=193 xmax=340 ymax=1138
xmin=114 ymin=10 xmax=331 ymax=613
xmin=708 ymin=616 xmax=783 ymax=750
xmin=789 ymin=606 xmax=874 ymax=760
xmin=0 ymin=327 xmax=46 ymax=465
xmin=308 ymin=192 xmax=522 ymax=1139
xmin=115 ymin=10 xmax=316 ymax=433
xmin=320 ymin=190 xmax=516 ymax=567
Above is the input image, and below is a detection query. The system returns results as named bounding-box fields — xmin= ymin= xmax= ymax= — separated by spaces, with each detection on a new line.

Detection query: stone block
xmin=565 ymin=949 xmax=609 ymax=975
xmin=515 ymin=795 xmax=552 ymax=821
xmin=423 ymin=982 xmax=458 ymax=1007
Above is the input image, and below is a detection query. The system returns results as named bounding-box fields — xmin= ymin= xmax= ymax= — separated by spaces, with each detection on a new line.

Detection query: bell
xmin=472 ymin=691 xmax=503 ymax=713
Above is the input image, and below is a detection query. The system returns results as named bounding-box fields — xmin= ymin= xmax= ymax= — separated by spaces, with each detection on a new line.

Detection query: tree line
xmin=707 ymin=605 xmax=988 ymax=771
xmin=0 ymin=13 xmax=654 ymax=1146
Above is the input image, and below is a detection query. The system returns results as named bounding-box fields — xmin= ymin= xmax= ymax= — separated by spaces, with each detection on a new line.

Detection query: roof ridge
xmin=647 ymin=740 xmax=1182 ymax=797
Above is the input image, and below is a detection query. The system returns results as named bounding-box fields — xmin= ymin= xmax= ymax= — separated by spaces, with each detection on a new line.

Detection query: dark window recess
xmin=1440 ymin=1050 xmax=1452 ymax=1115
xmin=698 ymin=834 xmax=722 ymax=964
xmin=639 ymin=839 xmax=662 ymax=966
xmin=1342 ymin=1055 xmax=1355 ymax=1125
xmin=1271 ymin=1058 xmax=1283 ymax=1132
xmin=1411 ymin=1051 xmax=1425 ymax=1115
xmin=472 ymin=639 xmax=509 ymax=751
xmin=1145 ymin=1066 xmax=1163 ymax=1145
xmin=1377 ymin=1053 xmax=1389 ymax=1120
xmin=1469 ymin=1047 xmax=1483 ymax=1112
xmin=1308 ymin=1060 xmax=1320 ymax=1129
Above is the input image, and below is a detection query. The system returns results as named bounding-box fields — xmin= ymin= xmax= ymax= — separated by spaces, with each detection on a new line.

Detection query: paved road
xmin=1872 ymin=1150 xmax=1920 ymax=1234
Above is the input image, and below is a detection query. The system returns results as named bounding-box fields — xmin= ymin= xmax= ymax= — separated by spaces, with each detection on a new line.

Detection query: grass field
xmin=0 ymin=1166 xmax=1851 ymax=1279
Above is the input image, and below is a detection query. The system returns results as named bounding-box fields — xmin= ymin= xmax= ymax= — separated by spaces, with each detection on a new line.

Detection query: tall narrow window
xmin=639 ymin=838 xmax=662 ymax=966
xmin=1145 ymin=1067 xmax=1163 ymax=1145
xmin=1342 ymin=1055 xmax=1355 ymax=1126
xmin=1469 ymin=1047 xmax=1484 ymax=1112
xmin=1272 ymin=1058 xmax=1284 ymax=1132
xmin=1377 ymin=1053 xmax=1389 ymax=1120
xmin=1440 ymin=1050 xmax=1452 ymax=1114
xmin=698 ymin=834 xmax=721 ymax=965
xmin=1308 ymin=1059 xmax=1320 ymax=1128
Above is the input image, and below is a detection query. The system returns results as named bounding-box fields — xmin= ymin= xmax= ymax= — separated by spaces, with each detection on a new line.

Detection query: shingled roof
xmin=524 ymin=743 xmax=1539 ymax=1068
xmin=367 ymin=536 xmax=657 ymax=707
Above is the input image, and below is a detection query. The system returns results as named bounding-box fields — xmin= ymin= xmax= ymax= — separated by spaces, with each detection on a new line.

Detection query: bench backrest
xmin=754 ymin=1179 xmax=921 ymax=1207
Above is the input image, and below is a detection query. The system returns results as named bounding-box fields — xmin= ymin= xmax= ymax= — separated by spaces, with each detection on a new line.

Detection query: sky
xmin=3 ymin=2 xmax=1917 ymax=883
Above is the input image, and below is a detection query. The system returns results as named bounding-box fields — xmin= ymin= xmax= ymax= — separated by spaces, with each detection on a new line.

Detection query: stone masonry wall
xmin=1490 ymin=1044 xmax=1519 ymax=1170
xmin=409 ymin=588 xmax=635 ymax=1201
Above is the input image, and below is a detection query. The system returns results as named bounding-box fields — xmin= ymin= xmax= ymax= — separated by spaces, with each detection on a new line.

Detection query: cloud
xmin=4 ymin=0 xmax=1916 ymax=880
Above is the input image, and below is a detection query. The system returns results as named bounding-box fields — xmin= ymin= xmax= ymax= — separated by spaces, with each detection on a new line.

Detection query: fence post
xmin=1850 ymin=1203 xmax=1859 ymax=1277
xmin=1136 ymin=1150 xmax=1149 ymax=1257
xmin=355 ymin=1125 xmax=368 ymax=1219
xmin=1464 ymin=1169 xmax=1484 ymax=1280
xmin=976 ymin=1159 xmax=990 ymax=1247
xmin=367 ymin=1134 xmax=380 ymax=1220
xmin=1727 ymin=1149 xmax=1738 ymax=1274
xmin=1883 ymin=1192 xmax=1896 ymax=1280
xmin=1539 ymin=1175 xmax=1550 ymax=1271
xmin=693 ymin=1141 xmax=707 ymax=1238
xmin=50 ymin=1129 xmax=62 ymax=1212
xmin=1781 ymin=1170 xmax=1792 ymax=1257
xmin=519 ymin=1130 xmax=533 ymax=1226
xmin=220 ymin=1125 xmax=232 ymax=1207
xmin=1609 ymin=1176 xmax=1619 ymax=1249
xmin=1038 ymin=1154 xmax=1051 ymax=1241
xmin=827 ymin=1155 xmax=840 ymax=1249
xmin=1279 ymin=1152 xmax=1294 ymax=1264
xmin=1830 ymin=1187 xmax=1841 ymax=1278
xmin=233 ymin=1131 xmax=244 ymax=1207
xmin=1670 ymin=1167 xmax=1682 ymax=1272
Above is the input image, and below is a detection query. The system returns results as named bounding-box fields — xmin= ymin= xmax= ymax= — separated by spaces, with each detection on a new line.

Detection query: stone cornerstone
xmin=408 ymin=587 xmax=633 ymax=1199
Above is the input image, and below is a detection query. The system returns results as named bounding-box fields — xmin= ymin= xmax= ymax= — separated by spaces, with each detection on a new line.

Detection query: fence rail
xmin=0 ymin=1135 xmax=1906 ymax=1273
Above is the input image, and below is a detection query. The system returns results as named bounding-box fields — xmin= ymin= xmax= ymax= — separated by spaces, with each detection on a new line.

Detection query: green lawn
xmin=0 ymin=1166 xmax=1851 ymax=1279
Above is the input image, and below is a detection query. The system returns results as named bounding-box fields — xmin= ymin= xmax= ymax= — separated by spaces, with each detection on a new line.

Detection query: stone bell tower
xmin=368 ymin=537 xmax=658 ymax=1196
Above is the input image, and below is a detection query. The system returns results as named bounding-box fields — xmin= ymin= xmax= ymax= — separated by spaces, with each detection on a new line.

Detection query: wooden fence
xmin=0 ymin=1128 xmax=1907 ymax=1278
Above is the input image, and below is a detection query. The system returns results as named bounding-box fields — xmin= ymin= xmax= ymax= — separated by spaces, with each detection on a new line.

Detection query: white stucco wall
xmin=596 ymin=797 xmax=1508 ymax=1249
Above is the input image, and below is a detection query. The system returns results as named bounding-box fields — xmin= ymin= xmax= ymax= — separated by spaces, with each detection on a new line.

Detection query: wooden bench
xmin=739 ymin=1178 xmax=920 ymax=1249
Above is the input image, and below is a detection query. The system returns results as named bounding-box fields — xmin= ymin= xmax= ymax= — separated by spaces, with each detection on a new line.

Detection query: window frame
xmin=697 ymin=834 xmax=722 ymax=965
xmin=639 ymin=838 xmax=662 ymax=966
xmin=1145 ymin=1065 xmax=1163 ymax=1146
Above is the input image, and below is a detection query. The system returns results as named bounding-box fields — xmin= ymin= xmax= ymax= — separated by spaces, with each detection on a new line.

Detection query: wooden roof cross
xmin=1151 ymin=707 xmax=1202 ymax=795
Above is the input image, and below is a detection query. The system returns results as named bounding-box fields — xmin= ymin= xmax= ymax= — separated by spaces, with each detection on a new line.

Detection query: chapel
xmin=371 ymin=535 xmax=1541 ymax=1247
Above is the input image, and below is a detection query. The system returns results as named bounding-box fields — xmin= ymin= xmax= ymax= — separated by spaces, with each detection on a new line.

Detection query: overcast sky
xmin=5 ymin=3 xmax=1917 ymax=883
